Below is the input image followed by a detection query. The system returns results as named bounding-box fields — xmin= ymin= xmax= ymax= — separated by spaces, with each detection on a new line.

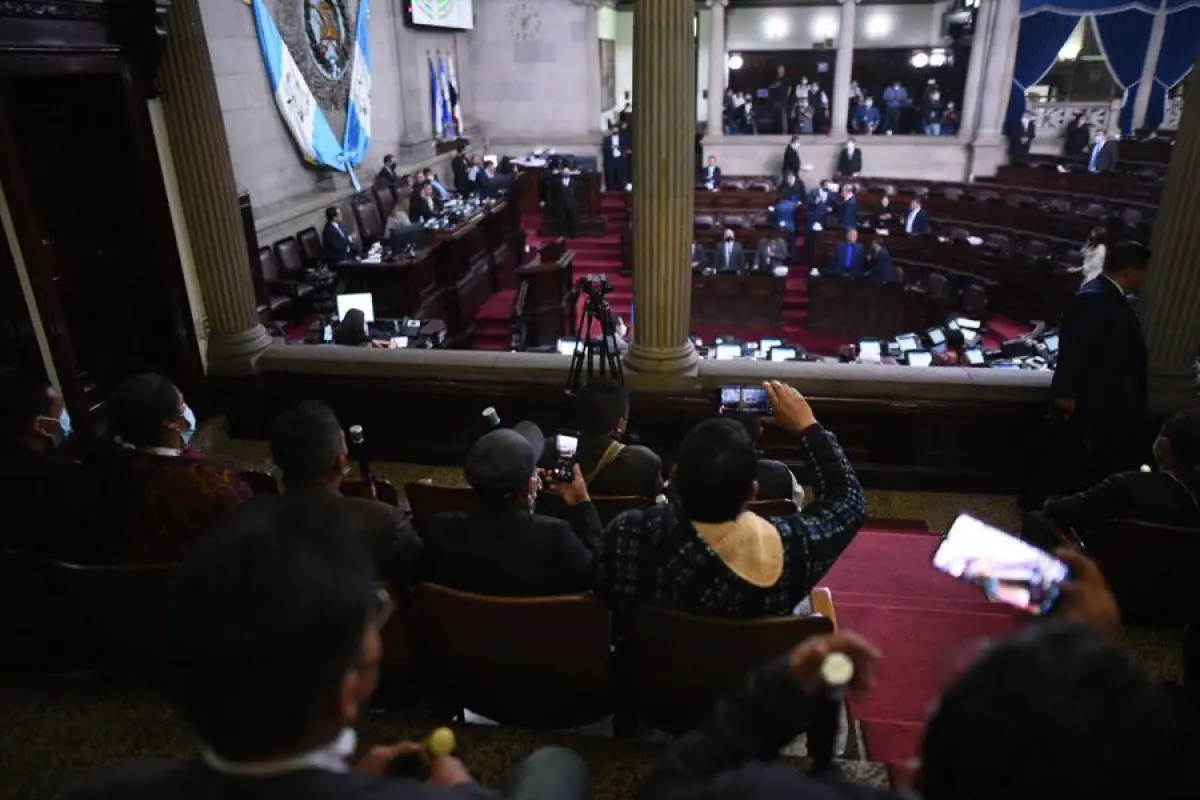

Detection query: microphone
xmin=481 ymin=407 xmax=501 ymax=432
xmin=808 ymin=652 xmax=854 ymax=774
xmin=347 ymin=425 xmax=375 ymax=489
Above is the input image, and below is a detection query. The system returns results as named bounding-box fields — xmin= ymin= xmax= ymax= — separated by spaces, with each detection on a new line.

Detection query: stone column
xmin=829 ymin=0 xmax=857 ymax=138
xmin=707 ymin=0 xmax=728 ymax=136
xmin=975 ymin=0 xmax=1022 ymax=139
xmin=627 ymin=0 xmax=699 ymax=376
xmin=958 ymin=0 xmax=997 ymax=140
xmin=1130 ymin=7 xmax=1167 ymax=132
xmin=585 ymin=0 xmax=603 ymax=132
xmin=1136 ymin=53 xmax=1200 ymax=408
xmin=159 ymin=0 xmax=271 ymax=375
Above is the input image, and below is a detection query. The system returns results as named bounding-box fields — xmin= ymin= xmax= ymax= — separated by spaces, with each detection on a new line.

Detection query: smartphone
xmin=718 ymin=385 xmax=774 ymax=414
xmin=932 ymin=514 xmax=1070 ymax=614
xmin=551 ymin=431 xmax=579 ymax=482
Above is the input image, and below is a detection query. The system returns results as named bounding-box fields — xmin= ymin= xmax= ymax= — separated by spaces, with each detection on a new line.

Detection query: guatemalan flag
xmin=447 ymin=55 xmax=463 ymax=136
xmin=342 ymin=0 xmax=372 ymax=188
xmin=438 ymin=54 xmax=455 ymax=137
xmin=431 ymin=55 xmax=444 ymax=139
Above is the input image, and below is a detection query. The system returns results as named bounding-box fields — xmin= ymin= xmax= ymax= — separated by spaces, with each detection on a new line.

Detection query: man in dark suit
xmin=553 ymin=165 xmax=579 ymax=238
xmin=603 ymin=122 xmax=626 ymax=191
xmin=1023 ymin=243 xmax=1150 ymax=509
xmin=420 ymin=422 xmax=603 ymax=596
xmin=539 ymin=378 xmax=664 ymax=499
xmin=902 ymin=198 xmax=931 ymax=235
xmin=756 ymin=234 xmax=788 ymax=273
xmin=867 ymin=238 xmax=895 ymax=283
xmin=74 ymin=487 xmax=589 ymax=799
xmin=451 ymin=146 xmax=470 ymax=194
xmin=834 ymin=185 xmax=858 ymax=228
xmin=836 ymin=140 xmax=862 ymax=177
xmin=828 ymin=228 xmax=865 ymax=277
xmin=778 ymin=171 xmax=804 ymax=201
xmin=714 ymin=229 xmax=746 ymax=274
xmin=769 ymin=65 xmax=790 ymax=133
xmin=1008 ymin=113 xmax=1036 ymax=164
xmin=699 ymin=155 xmax=722 ymax=191
xmin=803 ymin=183 xmax=833 ymax=262
xmin=1088 ymin=130 xmax=1119 ymax=173
xmin=782 ymin=135 xmax=802 ymax=179
xmin=227 ymin=402 xmax=423 ymax=584
xmin=321 ymin=206 xmax=355 ymax=264
xmin=373 ymin=154 xmax=399 ymax=192
xmin=691 ymin=241 xmax=709 ymax=272
xmin=871 ymin=194 xmax=895 ymax=228
xmin=408 ymin=182 xmax=438 ymax=223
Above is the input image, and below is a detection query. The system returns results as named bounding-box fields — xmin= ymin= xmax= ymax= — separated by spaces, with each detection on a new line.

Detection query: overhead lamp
xmin=764 ymin=14 xmax=790 ymax=39
xmin=865 ymin=12 xmax=892 ymax=39
xmin=811 ymin=15 xmax=837 ymax=40
xmin=727 ymin=53 xmax=744 ymax=70
xmin=911 ymin=51 xmax=930 ymax=68
xmin=929 ymin=50 xmax=947 ymax=68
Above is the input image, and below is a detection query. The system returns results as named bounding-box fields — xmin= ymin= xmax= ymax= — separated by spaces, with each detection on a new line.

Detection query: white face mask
xmin=847 ymin=144 xmax=855 ymax=152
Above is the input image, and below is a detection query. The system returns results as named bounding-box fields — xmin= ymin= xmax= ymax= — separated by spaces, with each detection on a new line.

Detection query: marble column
xmin=1136 ymin=53 xmax=1200 ymax=406
xmin=829 ymin=0 xmax=857 ymax=138
xmin=1130 ymin=7 xmax=1167 ymax=132
xmin=159 ymin=0 xmax=271 ymax=374
xmin=958 ymin=0 xmax=997 ymax=140
xmin=627 ymin=0 xmax=699 ymax=375
xmin=707 ymin=0 xmax=728 ymax=136
xmin=975 ymin=0 xmax=1022 ymax=139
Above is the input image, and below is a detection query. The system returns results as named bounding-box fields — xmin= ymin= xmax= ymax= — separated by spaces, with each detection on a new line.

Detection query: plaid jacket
xmin=596 ymin=425 xmax=865 ymax=618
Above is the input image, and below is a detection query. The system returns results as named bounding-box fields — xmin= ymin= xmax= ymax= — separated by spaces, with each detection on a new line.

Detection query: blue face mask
xmin=181 ymin=405 xmax=197 ymax=448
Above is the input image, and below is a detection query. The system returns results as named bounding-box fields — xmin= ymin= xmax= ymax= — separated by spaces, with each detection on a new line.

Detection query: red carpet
xmin=821 ymin=526 xmax=1023 ymax=783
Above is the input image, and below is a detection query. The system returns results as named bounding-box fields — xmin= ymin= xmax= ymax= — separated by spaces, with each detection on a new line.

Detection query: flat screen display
xmin=715 ymin=344 xmax=743 ymax=360
xmin=407 ymin=0 xmax=474 ymax=30
xmin=896 ymin=334 xmax=920 ymax=353
xmin=1043 ymin=333 xmax=1060 ymax=353
xmin=907 ymin=350 xmax=933 ymax=367
xmin=858 ymin=339 xmax=881 ymax=360
xmin=336 ymin=293 xmax=375 ymax=323
xmin=556 ymin=338 xmax=578 ymax=355
xmin=770 ymin=347 xmax=797 ymax=362
xmin=927 ymin=328 xmax=946 ymax=346
xmin=964 ymin=347 xmax=985 ymax=365
xmin=760 ymin=338 xmax=783 ymax=353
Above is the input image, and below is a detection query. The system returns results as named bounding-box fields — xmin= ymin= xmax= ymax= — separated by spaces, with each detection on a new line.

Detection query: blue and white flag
xmin=342 ymin=0 xmax=372 ymax=186
xmin=430 ymin=55 xmax=444 ymax=139
xmin=447 ymin=54 xmax=463 ymax=136
xmin=438 ymin=54 xmax=454 ymax=137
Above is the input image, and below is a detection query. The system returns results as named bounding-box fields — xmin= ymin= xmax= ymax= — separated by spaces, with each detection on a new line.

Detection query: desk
xmin=993 ymin=164 xmax=1160 ymax=204
xmin=806 ymin=275 xmax=927 ymax=338
xmin=691 ymin=274 xmax=785 ymax=329
xmin=331 ymin=200 xmax=522 ymax=346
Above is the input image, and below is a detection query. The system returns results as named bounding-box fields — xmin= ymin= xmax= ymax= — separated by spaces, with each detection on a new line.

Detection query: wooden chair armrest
xmin=811 ymin=587 xmax=837 ymax=630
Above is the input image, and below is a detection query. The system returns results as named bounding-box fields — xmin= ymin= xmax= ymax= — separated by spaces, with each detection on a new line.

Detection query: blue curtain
xmin=1022 ymin=0 xmax=1159 ymax=11
xmin=1005 ymin=12 xmax=1085 ymax=134
xmin=1146 ymin=6 xmax=1200 ymax=129
xmin=1092 ymin=10 xmax=1157 ymax=133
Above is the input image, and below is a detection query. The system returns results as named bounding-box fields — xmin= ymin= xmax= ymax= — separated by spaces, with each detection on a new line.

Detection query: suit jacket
xmin=714 ymin=241 xmax=746 ymax=274
xmin=755 ymin=238 xmax=787 ymax=270
xmin=835 ymin=197 xmax=858 ymax=229
xmin=782 ymin=146 xmax=801 ymax=177
xmin=321 ymin=221 xmax=353 ymax=263
xmin=554 ymin=177 xmax=578 ymax=211
xmin=374 ymin=166 xmax=398 ymax=191
xmin=1050 ymin=276 xmax=1147 ymax=424
xmin=700 ymin=165 xmax=722 ymax=189
xmin=451 ymin=154 xmax=470 ymax=193
xmin=902 ymin=208 xmax=930 ymax=235
xmin=778 ymin=179 xmax=804 ymax=202
xmin=691 ymin=243 xmax=709 ymax=270
xmin=836 ymin=148 xmax=862 ymax=176
xmin=225 ymin=488 xmax=423 ymax=583
xmin=409 ymin=193 xmax=437 ymax=223
xmin=72 ymin=759 xmax=498 ymax=799
xmin=828 ymin=242 xmax=865 ymax=276
xmin=868 ymin=247 xmax=895 ymax=283
xmin=1090 ymin=141 xmax=1119 ymax=173
xmin=1044 ymin=469 xmax=1200 ymax=542
xmin=539 ymin=434 xmax=664 ymax=499
xmin=418 ymin=503 xmax=603 ymax=597
xmin=805 ymin=190 xmax=832 ymax=228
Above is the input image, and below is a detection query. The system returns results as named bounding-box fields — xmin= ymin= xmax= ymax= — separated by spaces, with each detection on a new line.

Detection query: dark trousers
xmin=560 ymin=205 xmax=578 ymax=238
xmin=1020 ymin=414 xmax=1143 ymax=512
xmin=885 ymin=107 xmax=901 ymax=133
xmin=604 ymin=153 xmax=623 ymax=192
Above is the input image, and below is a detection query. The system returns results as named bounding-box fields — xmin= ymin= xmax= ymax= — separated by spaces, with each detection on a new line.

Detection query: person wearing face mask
xmin=778 ymin=170 xmax=804 ymax=201
xmin=74 ymin=507 xmax=590 ymax=799
xmin=100 ymin=372 xmax=251 ymax=565
xmin=714 ymin=229 xmax=746 ymax=275
xmin=921 ymin=90 xmax=945 ymax=136
xmin=837 ymin=140 xmax=862 ymax=178
xmin=852 ymin=97 xmax=880 ymax=135
xmin=781 ymin=135 xmax=802 ymax=180
xmin=803 ymin=183 xmax=834 ymax=262
xmin=374 ymin=154 xmax=399 ymax=192
xmin=1088 ymin=130 xmax=1119 ymax=174
xmin=418 ymin=422 xmax=602 ymax=597
xmin=0 ymin=381 xmax=102 ymax=561
xmin=882 ymin=81 xmax=909 ymax=134
xmin=552 ymin=165 xmax=579 ymax=238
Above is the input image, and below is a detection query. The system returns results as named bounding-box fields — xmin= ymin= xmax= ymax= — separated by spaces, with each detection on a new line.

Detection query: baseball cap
xmin=464 ymin=421 xmax=545 ymax=494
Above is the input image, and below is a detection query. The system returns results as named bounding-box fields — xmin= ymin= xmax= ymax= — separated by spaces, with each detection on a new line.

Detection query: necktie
xmin=726 ymin=244 xmax=731 ymax=263
xmin=1089 ymin=145 xmax=1100 ymax=171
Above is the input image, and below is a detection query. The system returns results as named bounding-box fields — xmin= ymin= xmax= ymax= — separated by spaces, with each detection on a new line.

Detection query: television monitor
xmin=716 ymin=343 xmax=743 ymax=360
xmin=926 ymin=327 xmax=946 ymax=346
xmin=336 ymin=293 xmax=375 ymax=323
xmin=954 ymin=316 xmax=982 ymax=331
xmin=760 ymin=337 xmax=783 ymax=354
xmin=770 ymin=346 xmax=797 ymax=362
xmin=858 ymin=339 xmax=882 ymax=360
xmin=964 ymin=347 xmax=985 ymax=365
xmin=406 ymin=0 xmax=474 ymax=30
xmin=896 ymin=333 xmax=921 ymax=353
xmin=557 ymin=337 xmax=579 ymax=355
xmin=906 ymin=350 xmax=934 ymax=367
xmin=1043 ymin=333 xmax=1060 ymax=353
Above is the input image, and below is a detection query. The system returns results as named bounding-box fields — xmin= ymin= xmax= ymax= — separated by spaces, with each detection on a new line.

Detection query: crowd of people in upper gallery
xmin=3 ymin=365 xmax=1200 ymax=797
xmin=723 ymin=68 xmax=958 ymax=137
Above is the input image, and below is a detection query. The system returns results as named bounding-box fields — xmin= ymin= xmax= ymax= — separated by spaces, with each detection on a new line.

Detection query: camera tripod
xmin=566 ymin=291 xmax=625 ymax=394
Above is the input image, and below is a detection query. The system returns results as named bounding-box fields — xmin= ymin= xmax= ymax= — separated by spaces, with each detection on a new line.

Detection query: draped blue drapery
xmin=1092 ymin=10 xmax=1157 ymax=132
xmin=1004 ymin=12 xmax=1083 ymax=135
xmin=1145 ymin=6 xmax=1200 ymax=129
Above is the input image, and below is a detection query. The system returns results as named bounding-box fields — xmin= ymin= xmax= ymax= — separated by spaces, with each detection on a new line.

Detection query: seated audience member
xmin=755 ymin=233 xmax=789 ymax=273
xmin=422 ymin=168 xmax=449 ymax=201
xmin=828 ymin=229 xmax=865 ymax=277
xmin=866 ymin=238 xmax=894 ymax=284
xmin=598 ymin=382 xmax=865 ymax=617
xmin=699 ymin=155 xmax=722 ymax=191
xmin=420 ymin=423 xmax=603 ymax=596
xmin=333 ymin=308 xmax=387 ymax=348
xmin=723 ymin=411 xmax=805 ymax=507
xmin=225 ymin=402 xmax=422 ymax=582
xmin=640 ymin=553 xmax=1195 ymax=800
xmin=383 ymin=207 xmax=413 ymax=239
xmin=0 ymin=382 xmax=101 ymax=561
xmin=409 ymin=182 xmax=439 ymax=223
xmin=837 ymin=140 xmax=862 ymax=177
xmin=321 ymin=207 xmax=356 ymax=265
xmin=871 ymin=194 xmax=894 ymax=227
xmin=1028 ymin=407 xmax=1200 ymax=548
xmin=100 ymin=373 xmax=251 ymax=565
xmin=540 ymin=378 xmax=663 ymax=499
xmin=73 ymin=506 xmax=588 ymax=799
xmin=713 ymin=229 xmax=745 ymax=275
xmin=690 ymin=241 xmax=709 ymax=272
xmin=933 ymin=328 xmax=968 ymax=366
xmin=903 ymin=198 xmax=931 ymax=235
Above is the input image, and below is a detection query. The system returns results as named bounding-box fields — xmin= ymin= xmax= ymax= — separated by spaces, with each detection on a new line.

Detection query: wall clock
xmin=509 ymin=1 xmax=542 ymax=41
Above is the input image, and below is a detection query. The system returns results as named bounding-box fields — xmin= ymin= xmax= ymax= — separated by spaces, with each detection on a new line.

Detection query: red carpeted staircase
xmin=821 ymin=521 xmax=1023 ymax=786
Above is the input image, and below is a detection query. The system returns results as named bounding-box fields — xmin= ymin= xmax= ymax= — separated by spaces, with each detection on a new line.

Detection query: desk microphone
xmin=808 ymin=652 xmax=854 ymax=775
xmin=481 ymin=407 xmax=501 ymax=432
xmin=348 ymin=425 xmax=375 ymax=490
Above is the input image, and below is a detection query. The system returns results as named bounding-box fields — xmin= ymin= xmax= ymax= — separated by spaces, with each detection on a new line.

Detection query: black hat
xmin=464 ymin=421 xmax=545 ymax=494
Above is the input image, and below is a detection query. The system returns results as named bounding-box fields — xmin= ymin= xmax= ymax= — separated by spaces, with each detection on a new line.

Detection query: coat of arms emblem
xmin=305 ymin=0 xmax=351 ymax=82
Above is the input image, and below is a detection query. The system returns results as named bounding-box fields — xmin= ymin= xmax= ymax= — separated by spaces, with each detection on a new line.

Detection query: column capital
xmin=708 ymin=0 xmax=730 ymax=9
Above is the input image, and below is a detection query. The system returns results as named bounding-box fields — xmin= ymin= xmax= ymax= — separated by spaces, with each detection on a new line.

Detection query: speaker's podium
xmin=540 ymin=170 xmax=606 ymax=238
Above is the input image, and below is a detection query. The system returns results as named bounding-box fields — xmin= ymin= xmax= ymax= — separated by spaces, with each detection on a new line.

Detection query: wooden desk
xmin=806 ymin=275 xmax=927 ymax=339
xmin=541 ymin=170 xmax=606 ymax=237
xmin=331 ymin=200 xmax=522 ymax=346
xmin=993 ymin=164 xmax=1160 ymax=204
xmin=691 ymin=274 xmax=785 ymax=329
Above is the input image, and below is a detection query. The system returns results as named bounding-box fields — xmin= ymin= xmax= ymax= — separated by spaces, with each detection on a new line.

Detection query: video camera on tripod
xmin=566 ymin=274 xmax=624 ymax=394
xmin=579 ymin=274 xmax=613 ymax=306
